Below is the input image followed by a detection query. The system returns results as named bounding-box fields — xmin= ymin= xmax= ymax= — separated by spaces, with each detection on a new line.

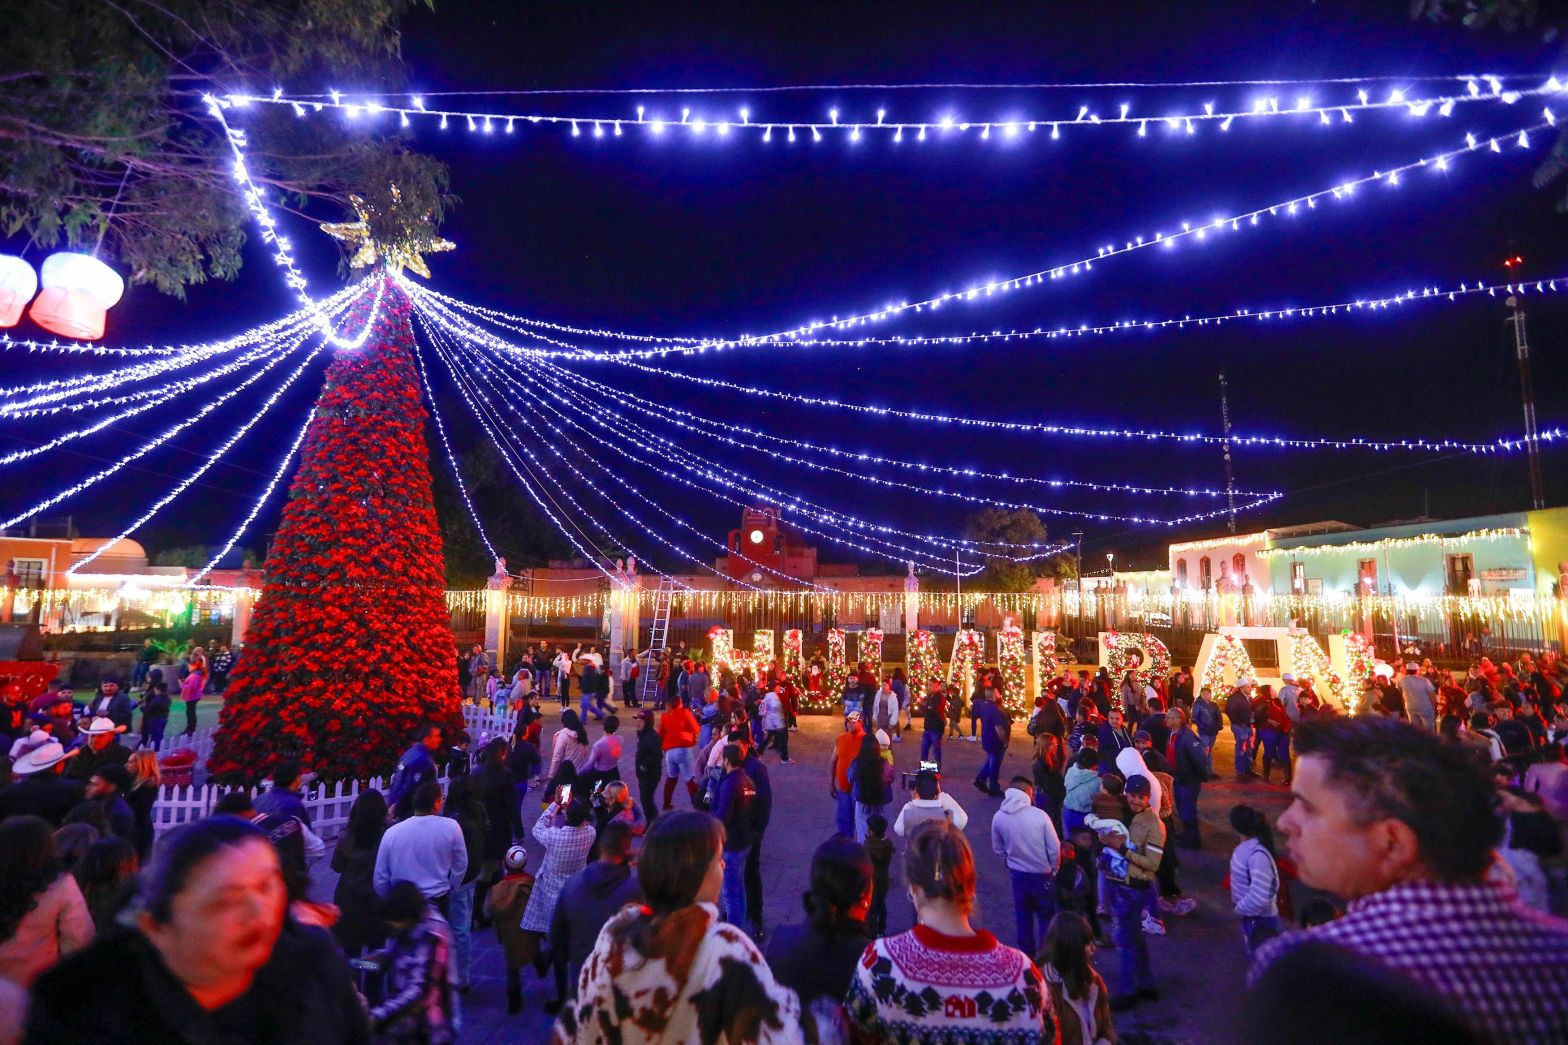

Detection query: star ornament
xmin=320 ymin=185 xmax=454 ymax=278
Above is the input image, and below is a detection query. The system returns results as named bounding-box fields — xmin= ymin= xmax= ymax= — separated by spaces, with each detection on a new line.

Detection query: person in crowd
xmin=26 ymin=815 xmax=369 ymax=1042
xmin=975 ymin=692 xmax=1012 ymax=798
xmin=519 ymin=795 xmax=595 ymax=967
xmin=1056 ymin=829 xmax=1104 ymax=945
xmin=851 ymin=731 xmax=893 ymax=843
xmin=387 ymin=724 xmax=443 ymax=820
xmin=1032 ymin=728 xmax=1068 ymax=830
xmin=1191 ymin=686 xmax=1222 ymax=779
xmin=737 ymin=736 xmax=774 ymax=942
xmin=1038 ymin=912 xmax=1116 ymax=1045
xmin=485 ymin=844 xmax=535 ymax=1015
xmin=331 ymin=788 xmax=387 ymax=956
xmin=591 ymin=780 xmax=647 ymax=847
xmin=64 ymin=716 xmax=131 ymax=783
xmin=1093 ymin=772 xmax=1164 ymax=1011
xmin=829 ymin=710 xmax=866 ymax=838
xmin=1062 ymin=749 xmax=1102 ymax=837
xmin=583 ymin=713 xmax=623 ymax=793
xmin=1225 ymin=678 xmax=1257 ymax=780
xmin=1400 ymin=665 xmax=1438 ymax=731
xmin=0 ymin=739 xmax=83 ymax=826
xmin=72 ymin=835 xmax=138 ymax=934
xmin=869 ymin=677 xmax=899 ymax=743
xmin=710 ymin=743 xmax=760 ymax=929
xmin=123 ymin=749 xmax=160 ymax=862
xmin=545 ymin=820 xmax=642 ymax=1015
xmin=507 ymin=715 xmax=543 ymax=801
xmin=659 ymin=697 xmax=700 ymax=812
xmin=554 ymin=811 xmax=806 ymax=1043
xmin=767 ymin=834 xmax=874 ymax=1011
xmin=633 ymin=709 xmax=663 ymax=824
xmin=863 ymin=812 xmax=893 ymax=935
xmin=1229 ymin=804 xmax=1283 ymax=955
xmin=209 ymin=644 xmax=235 ymax=695
xmin=1029 ymin=691 xmax=1069 ymax=743
xmin=1491 ymin=704 xmax=1532 ymax=757
xmin=373 ymin=781 xmax=468 ymax=918
xmin=846 ymin=819 xmax=1051 ymax=1043
xmin=1253 ymin=685 xmax=1294 ymax=784
xmin=84 ymin=763 xmax=136 ymax=844
xmin=179 ymin=660 xmax=205 ymax=737
xmin=1168 ymin=706 xmax=1206 ymax=848
xmin=893 ymin=766 xmax=970 ymax=836
xmin=686 ymin=659 xmax=712 ymax=711
xmin=920 ymin=680 xmax=948 ymax=765
xmin=87 ymin=677 xmax=134 ymax=733
xmin=1095 ymin=708 xmax=1133 ymax=767
xmin=442 ymin=774 xmax=486 ymax=993
xmin=1250 ymin=716 xmax=1568 ymax=1041
xmin=992 ymin=775 xmax=1063 ymax=958
xmin=761 ymin=683 xmax=793 ymax=763
xmin=946 ymin=678 xmax=967 ymax=739
xmin=211 ymin=789 xmax=322 ymax=916
xmin=52 ymin=820 xmax=99 ymax=875
xmin=1496 ymin=788 xmax=1560 ymax=914
xmin=136 ymin=681 xmax=171 ymax=749
xmin=366 ymin=881 xmax=454 ymax=1044
xmin=545 ymin=709 xmax=592 ymax=792
xmin=0 ymin=815 xmax=92 ymax=986
xmin=253 ymin=760 xmax=310 ymax=828
xmin=472 ymin=737 xmax=523 ymax=923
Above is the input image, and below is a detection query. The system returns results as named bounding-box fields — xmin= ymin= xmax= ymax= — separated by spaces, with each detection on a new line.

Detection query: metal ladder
xmin=638 ymin=574 xmax=676 ymax=704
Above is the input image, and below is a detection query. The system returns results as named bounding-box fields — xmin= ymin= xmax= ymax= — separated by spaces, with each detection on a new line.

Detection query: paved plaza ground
xmin=295 ymin=711 xmax=1292 ymax=1044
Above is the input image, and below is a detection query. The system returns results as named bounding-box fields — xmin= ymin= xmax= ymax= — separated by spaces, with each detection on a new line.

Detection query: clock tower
xmin=724 ymin=506 xmax=785 ymax=583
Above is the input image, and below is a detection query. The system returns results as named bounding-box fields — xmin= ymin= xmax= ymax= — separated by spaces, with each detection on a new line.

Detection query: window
xmin=1290 ymin=561 xmax=1306 ymax=592
xmin=1176 ymin=559 xmax=1189 ymax=586
xmin=9 ymin=558 xmax=44 ymax=588
xmin=1358 ymin=558 xmax=1378 ymax=593
xmin=1199 ymin=556 xmax=1213 ymax=590
xmin=1232 ymin=553 xmax=1246 ymax=575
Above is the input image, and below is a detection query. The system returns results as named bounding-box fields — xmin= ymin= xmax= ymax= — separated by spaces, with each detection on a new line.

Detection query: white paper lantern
xmin=28 ymin=251 xmax=125 ymax=341
xmin=0 ymin=255 xmax=37 ymax=328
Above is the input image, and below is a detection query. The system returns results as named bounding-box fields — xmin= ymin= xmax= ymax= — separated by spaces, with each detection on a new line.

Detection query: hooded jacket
xmin=1114 ymin=747 xmax=1164 ymax=814
xmin=549 ymin=860 xmax=644 ymax=970
xmin=1063 ymin=764 xmax=1102 ymax=813
xmin=990 ymin=787 xmax=1061 ymax=875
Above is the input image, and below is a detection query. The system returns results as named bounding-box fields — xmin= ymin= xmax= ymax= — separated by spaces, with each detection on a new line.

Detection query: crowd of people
xmin=0 ymin=638 xmax=1566 ymax=1043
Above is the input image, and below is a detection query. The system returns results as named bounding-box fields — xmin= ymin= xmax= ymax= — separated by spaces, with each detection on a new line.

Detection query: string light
xmin=188 ymin=409 xmax=315 ymax=585
xmin=229 ymin=80 xmax=1557 ymax=151
xmin=1255 ymin=527 xmax=1525 ymax=558
xmin=411 ymin=326 xmax=497 ymax=562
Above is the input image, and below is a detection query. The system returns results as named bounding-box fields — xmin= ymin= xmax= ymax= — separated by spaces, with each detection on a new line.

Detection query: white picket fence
xmin=148 ymin=704 xmax=512 ymax=842
xmin=145 ymin=725 xmax=218 ymax=763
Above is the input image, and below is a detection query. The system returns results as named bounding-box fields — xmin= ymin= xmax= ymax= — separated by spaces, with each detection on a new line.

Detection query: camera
xmin=901 ymin=760 xmax=942 ymax=791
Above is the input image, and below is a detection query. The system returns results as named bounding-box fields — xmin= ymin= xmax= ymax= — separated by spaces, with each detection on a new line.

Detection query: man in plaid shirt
xmin=1250 ymin=717 xmax=1568 ymax=1043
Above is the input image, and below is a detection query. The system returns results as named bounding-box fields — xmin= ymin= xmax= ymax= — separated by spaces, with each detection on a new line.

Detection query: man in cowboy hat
xmin=86 ymin=676 xmax=133 ymax=732
xmin=0 ymin=739 xmax=83 ymax=825
xmin=66 ymin=716 xmax=131 ymax=783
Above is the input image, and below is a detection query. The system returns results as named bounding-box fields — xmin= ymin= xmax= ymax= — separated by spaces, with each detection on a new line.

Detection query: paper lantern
xmin=0 ymin=255 xmax=36 ymax=328
xmin=28 ymin=252 xmax=124 ymax=341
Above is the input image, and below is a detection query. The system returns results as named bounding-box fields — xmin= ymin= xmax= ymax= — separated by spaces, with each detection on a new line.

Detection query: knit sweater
xmin=845 ymin=924 xmax=1051 ymax=1044
xmin=1229 ymin=838 xmax=1279 ymax=917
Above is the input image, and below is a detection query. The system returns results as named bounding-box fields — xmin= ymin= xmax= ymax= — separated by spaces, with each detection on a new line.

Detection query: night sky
xmin=6 ymin=2 xmax=1568 ymax=576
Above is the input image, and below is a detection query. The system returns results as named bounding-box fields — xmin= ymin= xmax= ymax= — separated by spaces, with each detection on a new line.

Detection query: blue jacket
xmin=977 ymin=700 xmax=1011 ymax=754
xmin=387 ymin=743 xmax=437 ymax=817
xmin=711 ymin=767 xmax=758 ymax=851
xmin=1191 ymin=697 xmax=1223 ymax=736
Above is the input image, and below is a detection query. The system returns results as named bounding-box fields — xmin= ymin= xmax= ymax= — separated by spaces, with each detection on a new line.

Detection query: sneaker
xmin=780 ymin=758 xmax=797 ymax=765
xmin=1160 ymin=896 xmax=1198 ymax=917
xmin=1141 ymin=914 xmax=1167 ymax=935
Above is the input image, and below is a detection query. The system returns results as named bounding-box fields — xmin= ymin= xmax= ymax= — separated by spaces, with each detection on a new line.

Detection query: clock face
xmin=748 ymin=528 xmax=765 ymax=545
xmin=749 ymin=571 xmax=763 ymax=583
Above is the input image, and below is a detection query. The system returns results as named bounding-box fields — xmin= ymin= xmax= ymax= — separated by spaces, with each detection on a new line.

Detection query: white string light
xmin=411 ymin=326 xmax=497 ymax=562
xmin=230 ymin=78 xmax=1555 ymax=151
xmin=188 ymin=409 xmax=314 ymax=585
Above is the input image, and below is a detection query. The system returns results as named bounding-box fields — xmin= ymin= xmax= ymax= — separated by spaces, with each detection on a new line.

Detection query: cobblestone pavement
xmin=305 ymin=713 xmax=1293 ymax=1044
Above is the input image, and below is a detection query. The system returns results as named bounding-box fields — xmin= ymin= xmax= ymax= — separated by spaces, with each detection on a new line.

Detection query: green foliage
xmin=961 ymin=507 xmax=1074 ymax=592
xmin=0 ymin=0 xmax=448 ymax=297
xmin=1411 ymin=0 xmax=1547 ymax=34
xmin=429 ymin=438 xmax=572 ymax=587
xmin=150 ymin=545 xmax=216 ymax=567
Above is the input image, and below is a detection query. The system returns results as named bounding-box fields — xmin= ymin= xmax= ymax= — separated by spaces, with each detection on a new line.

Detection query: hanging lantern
xmin=0 ymin=255 xmax=37 ymax=328
xmin=28 ymin=252 xmax=124 ymax=341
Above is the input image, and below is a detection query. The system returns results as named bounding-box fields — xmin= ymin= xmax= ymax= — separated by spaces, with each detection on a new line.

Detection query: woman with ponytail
xmin=1228 ymin=804 xmax=1283 ymax=954
xmin=553 ymin=811 xmax=808 ymax=1044
xmin=844 ymin=820 xmax=1054 ymax=1044
xmin=767 ymin=836 xmax=873 ymax=1008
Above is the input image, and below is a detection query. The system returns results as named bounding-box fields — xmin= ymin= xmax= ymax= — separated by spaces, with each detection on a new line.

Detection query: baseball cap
xmin=1124 ymin=774 xmax=1152 ymax=796
xmin=846 ymin=710 xmax=862 ymax=721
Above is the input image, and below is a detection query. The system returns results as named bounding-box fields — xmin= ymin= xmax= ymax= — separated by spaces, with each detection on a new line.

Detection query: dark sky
xmin=7 ymin=1 xmax=1568 ymax=575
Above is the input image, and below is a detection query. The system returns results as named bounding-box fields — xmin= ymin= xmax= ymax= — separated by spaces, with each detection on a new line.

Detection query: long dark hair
xmin=346 ymin=789 xmax=389 ymax=850
xmin=1230 ymin=805 xmax=1276 ymax=855
xmin=0 ymin=816 xmax=58 ymax=939
xmin=1042 ymin=912 xmax=1095 ymax=1000
xmin=803 ymin=836 xmax=872 ymax=936
xmin=560 ymin=709 xmax=589 ymax=748
xmin=73 ymin=836 xmax=138 ymax=933
xmin=610 ymin=811 xmax=724 ymax=957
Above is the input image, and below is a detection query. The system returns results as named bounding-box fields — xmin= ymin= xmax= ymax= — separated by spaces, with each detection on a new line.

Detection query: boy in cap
xmin=1097 ymin=774 xmax=1165 ymax=1011
xmin=485 ymin=844 xmax=535 ymax=1014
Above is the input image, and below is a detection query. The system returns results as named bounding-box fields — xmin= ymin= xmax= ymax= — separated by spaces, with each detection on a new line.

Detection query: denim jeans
xmin=1199 ymin=733 xmax=1216 ymax=775
xmin=1231 ymin=726 xmax=1255 ymax=778
xmin=1259 ymin=729 xmax=1290 ymax=774
xmin=449 ymin=880 xmax=475 ymax=988
xmin=1010 ymin=869 xmax=1057 ymax=958
xmin=976 ymin=749 xmax=1003 ymax=792
xmin=1240 ymin=914 xmax=1281 ymax=955
xmin=835 ymin=790 xmax=856 ymax=837
xmin=767 ymin=728 xmax=789 ymax=760
xmin=1174 ymin=780 xmax=1201 ymax=843
xmin=921 ymin=729 xmax=943 ymax=765
xmin=744 ymin=833 xmax=766 ymax=934
xmin=1109 ymin=879 xmax=1156 ymax=992
xmin=721 ymin=844 xmax=751 ymax=925
xmin=855 ymin=802 xmax=889 ymax=844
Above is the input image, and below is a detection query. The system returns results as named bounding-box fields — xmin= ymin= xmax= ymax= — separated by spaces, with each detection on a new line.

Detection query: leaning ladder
xmin=638 ymin=575 xmax=677 ymax=704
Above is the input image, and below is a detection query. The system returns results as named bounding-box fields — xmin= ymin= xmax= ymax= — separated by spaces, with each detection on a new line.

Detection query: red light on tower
xmin=1504 ymin=255 xmax=1524 ymax=269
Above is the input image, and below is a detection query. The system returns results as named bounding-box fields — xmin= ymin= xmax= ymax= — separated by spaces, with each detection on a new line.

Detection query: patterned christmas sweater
xmin=846 ymin=924 xmax=1055 ymax=1044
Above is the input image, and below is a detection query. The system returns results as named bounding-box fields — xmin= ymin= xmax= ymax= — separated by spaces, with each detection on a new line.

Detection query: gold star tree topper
xmin=320 ymin=185 xmax=454 ymax=278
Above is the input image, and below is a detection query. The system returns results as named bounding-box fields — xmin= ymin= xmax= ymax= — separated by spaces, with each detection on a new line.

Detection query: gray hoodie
xmin=991 ymin=787 xmax=1061 ymax=875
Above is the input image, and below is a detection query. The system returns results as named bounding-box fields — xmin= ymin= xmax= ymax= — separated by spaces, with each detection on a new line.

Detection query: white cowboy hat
xmin=81 ymin=716 xmax=128 ymax=736
xmin=12 ymin=739 xmax=78 ymax=776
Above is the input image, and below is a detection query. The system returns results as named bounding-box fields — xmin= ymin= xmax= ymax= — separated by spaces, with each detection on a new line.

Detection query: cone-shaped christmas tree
xmin=209 ymin=278 xmax=461 ymax=783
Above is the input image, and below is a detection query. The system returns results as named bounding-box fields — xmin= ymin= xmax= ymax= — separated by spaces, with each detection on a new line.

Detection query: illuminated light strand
xmin=425 ymin=320 xmax=802 ymax=591
xmin=0 ymin=335 xmax=317 ymax=530
xmin=589 ymin=353 xmax=1560 ymax=455
xmin=436 ymin=318 xmax=1005 ymax=573
xmin=406 ymin=120 xmax=1551 ymax=364
xmin=411 ymin=327 xmax=497 ymax=562
xmin=233 ymin=80 xmax=1553 ymax=149
xmin=189 ymin=410 xmax=315 ymax=585
xmin=70 ymin=338 xmax=329 ymax=574
xmin=205 ymin=98 xmax=388 ymax=351
xmin=416 ymin=273 xmax=1564 ymax=361
xmin=0 ymin=280 xmax=369 ymax=361
xmin=414 ymin=293 xmax=1006 ymax=566
xmin=420 ymin=313 xmax=701 ymax=589
xmin=535 ymin=353 xmax=1276 ymax=500
xmin=1256 ymin=526 xmax=1524 ymax=558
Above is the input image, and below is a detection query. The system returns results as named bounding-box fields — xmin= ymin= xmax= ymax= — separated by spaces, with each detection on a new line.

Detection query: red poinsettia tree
xmin=209 ymin=279 xmax=462 ymax=783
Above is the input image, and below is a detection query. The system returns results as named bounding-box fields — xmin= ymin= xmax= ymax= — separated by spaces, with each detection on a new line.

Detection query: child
xmin=863 ymin=812 xmax=893 ymax=936
xmin=946 ymin=686 xmax=966 ymax=738
xmin=1038 ymin=912 xmax=1117 ymax=1045
xmin=368 ymin=882 xmax=454 ymax=1039
xmin=1229 ymin=805 xmax=1282 ymax=955
xmin=1090 ymin=773 xmax=1129 ymax=825
xmin=1064 ymin=826 xmax=1110 ymax=946
xmin=1063 ymin=749 xmax=1102 ymax=836
xmin=137 ymin=682 xmax=171 ymax=749
xmin=485 ymin=845 xmax=536 ymax=1014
